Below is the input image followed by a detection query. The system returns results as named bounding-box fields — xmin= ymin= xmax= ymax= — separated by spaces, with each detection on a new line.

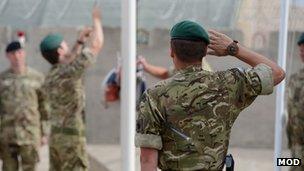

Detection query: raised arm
xmin=138 ymin=56 xmax=170 ymax=79
xmin=58 ymin=6 xmax=104 ymax=77
xmin=68 ymin=27 xmax=93 ymax=62
xmin=207 ymin=30 xmax=285 ymax=86
xmin=89 ymin=6 xmax=104 ymax=56
xmin=140 ymin=148 xmax=158 ymax=171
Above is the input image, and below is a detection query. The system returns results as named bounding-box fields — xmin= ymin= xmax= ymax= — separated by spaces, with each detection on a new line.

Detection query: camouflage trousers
xmin=289 ymin=145 xmax=304 ymax=171
xmin=49 ymin=133 xmax=89 ymax=171
xmin=1 ymin=144 xmax=39 ymax=171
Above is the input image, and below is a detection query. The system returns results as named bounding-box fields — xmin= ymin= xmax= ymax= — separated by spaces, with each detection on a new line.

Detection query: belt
xmin=51 ymin=126 xmax=85 ymax=136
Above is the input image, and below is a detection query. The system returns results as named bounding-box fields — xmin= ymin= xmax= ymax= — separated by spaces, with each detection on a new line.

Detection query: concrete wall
xmin=0 ymin=27 xmax=299 ymax=149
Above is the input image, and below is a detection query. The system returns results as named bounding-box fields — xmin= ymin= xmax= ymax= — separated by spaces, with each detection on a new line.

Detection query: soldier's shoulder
xmin=288 ymin=71 xmax=304 ymax=85
xmin=45 ymin=65 xmax=62 ymax=79
xmin=0 ymin=69 xmax=11 ymax=79
xmin=214 ymin=68 xmax=246 ymax=83
xmin=27 ymin=67 xmax=45 ymax=83
xmin=148 ymin=79 xmax=171 ymax=95
xmin=290 ymin=72 xmax=301 ymax=81
xmin=150 ymin=70 xmax=226 ymax=92
xmin=28 ymin=67 xmax=44 ymax=77
xmin=198 ymin=70 xmax=236 ymax=91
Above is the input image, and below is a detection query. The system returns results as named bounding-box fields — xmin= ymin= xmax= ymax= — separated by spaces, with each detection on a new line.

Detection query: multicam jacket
xmin=135 ymin=64 xmax=273 ymax=170
xmin=0 ymin=67 xmax=46 ymax=146
xmin=287 ymin=68 xmax=304 ymax=148
xmin=168 ymin=58 xmax=213 ymax=77
xmin=41 ymin=48 xmax=95 ymax=137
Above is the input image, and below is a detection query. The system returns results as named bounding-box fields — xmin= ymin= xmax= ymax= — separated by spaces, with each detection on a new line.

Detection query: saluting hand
xmin=207 ymin=30 xmax=233 ymax=56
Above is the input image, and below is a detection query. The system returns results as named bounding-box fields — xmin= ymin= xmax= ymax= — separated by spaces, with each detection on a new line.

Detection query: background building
xmin=0 ymin=0 xmax=303 ymax=151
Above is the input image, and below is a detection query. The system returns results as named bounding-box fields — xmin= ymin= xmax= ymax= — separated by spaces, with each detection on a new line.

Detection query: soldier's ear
xmin=57 ymin=47 xmax=63 ymax=56
xmin=170 ymin=47 xmax=174 ymax=58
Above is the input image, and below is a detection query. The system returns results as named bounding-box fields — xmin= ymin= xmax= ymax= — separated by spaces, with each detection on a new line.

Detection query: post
xmin=274 ymin=0 xmax=290 ymax=171
xmin=121 ymin=0 xmax=137 ymax=170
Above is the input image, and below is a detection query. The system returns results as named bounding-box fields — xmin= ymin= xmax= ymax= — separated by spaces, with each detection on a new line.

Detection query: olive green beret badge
xmin=170 ymin=20 xmax=210 ymax=44
xmin=40 ymin=33 xmax=64 ymax=52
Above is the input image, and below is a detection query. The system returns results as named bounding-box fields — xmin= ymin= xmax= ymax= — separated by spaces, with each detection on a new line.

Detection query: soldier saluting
xmin=135 ymin=21 xmax=285 ymax=171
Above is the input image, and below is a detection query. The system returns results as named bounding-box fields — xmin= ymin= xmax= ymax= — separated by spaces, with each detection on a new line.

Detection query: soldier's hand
xmin=41 ymin=136 xmax=48 ymax=146
xmin=207 ymin=30 xmax=233 ymax=56
xmin=92 ymin=6 xmax=101 ymax=20
xmin=137 ymin=56 xmax=148 ymax=67
xmin=78 ymin=27 xmax=93 ymax=42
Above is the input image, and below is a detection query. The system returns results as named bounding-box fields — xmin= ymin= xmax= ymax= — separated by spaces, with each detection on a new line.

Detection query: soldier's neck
xmin=11 ymin=64 xmax=26 ymax=75
xmin=174 ymin=60 xmax=202 ymax=70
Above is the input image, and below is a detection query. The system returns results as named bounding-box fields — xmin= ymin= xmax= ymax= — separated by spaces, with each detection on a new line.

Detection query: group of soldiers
xmin=0 ymin=7 xmax=103 ymax=171
xmin=0 ymin=5 xmax=303 ymax=171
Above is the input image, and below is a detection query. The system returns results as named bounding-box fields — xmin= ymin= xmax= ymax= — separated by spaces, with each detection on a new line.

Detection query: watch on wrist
xmin=227 ymin=40 xmax=239 ymax=56
xmin=77 ymin=39 xmax=85 ymax=45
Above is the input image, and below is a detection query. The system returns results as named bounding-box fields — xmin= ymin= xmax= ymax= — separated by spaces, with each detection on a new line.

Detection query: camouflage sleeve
xmin=227 ymin=63 xmax=273 ymax=109
xmin=286 ymin=78 xmax=294 ymax=148
xmin=287 ymin=75 xmax=297 ymax=103
xmin=37 ymin=88 xmax=50 ymax=136
xmin=58 ymin=47 xmax=96 ymax=78
xmin=286 ymin=75 xmax=302 ymax=148
xmin=135 ymin=90 xmax=164 ymax=150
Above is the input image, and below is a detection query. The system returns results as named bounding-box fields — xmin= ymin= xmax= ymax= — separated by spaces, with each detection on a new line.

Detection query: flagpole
xmin=274 ymin=0 xmax=290 ymax=170
xmin=121 ymin=0 xmax=137 ymax=170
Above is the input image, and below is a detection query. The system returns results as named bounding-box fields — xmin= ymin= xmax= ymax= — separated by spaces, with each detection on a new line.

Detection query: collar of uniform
xmin=7 ymin=67 xmax=29 ymax=77
xmin=176 ymin=64 xmax=203 ymax=74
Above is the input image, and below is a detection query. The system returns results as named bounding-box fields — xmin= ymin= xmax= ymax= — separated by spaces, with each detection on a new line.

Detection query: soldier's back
xmin=137 ymin=64 xmax=273 ymax=170
xmin=42 ymin=64 xmax=85 ymax=130
xmin=150 ymin=65 xmax=235 ymax=170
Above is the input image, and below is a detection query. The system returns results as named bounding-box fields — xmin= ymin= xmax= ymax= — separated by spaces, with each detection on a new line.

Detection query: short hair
xmin=170 ymin=39 xmax=207 ymax=63
xmin=41 ymin=49 xmax=59 ymax=65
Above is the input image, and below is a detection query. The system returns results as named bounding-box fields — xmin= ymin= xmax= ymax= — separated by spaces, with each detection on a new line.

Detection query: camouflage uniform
xmin=0 ymin=67 xmax=46 ymax=171
xmin=287 ymin=68 xmax=304 ymax=171
xmin=168 ymin=59 xmax=212 ymax=77
xmin=135 ymin=64 xmax=273 ymax=171
xmin=41 ymin=47 xmax=95 ymax=171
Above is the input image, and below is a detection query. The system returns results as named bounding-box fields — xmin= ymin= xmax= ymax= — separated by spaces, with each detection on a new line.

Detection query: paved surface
xmin=0 ymin=145 xmax=292 ymax=171
xmin=87 ymin=144 xmax=292 ymax=171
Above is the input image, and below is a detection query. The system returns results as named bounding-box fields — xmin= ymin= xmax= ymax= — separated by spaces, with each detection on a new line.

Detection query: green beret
xmin=40 ymin=33 xmax=63 ymax=52
xmin=298 ymin=33 xmax=304 ymax=45
xmin=170 ymin=20 xmax=210 ymax=44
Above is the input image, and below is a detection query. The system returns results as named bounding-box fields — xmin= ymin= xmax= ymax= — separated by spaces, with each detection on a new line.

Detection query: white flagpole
xmin=274 ymin=0 xmax=290 ymax=170
xmin=121 ymin=0 xmax=137 ymax=170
